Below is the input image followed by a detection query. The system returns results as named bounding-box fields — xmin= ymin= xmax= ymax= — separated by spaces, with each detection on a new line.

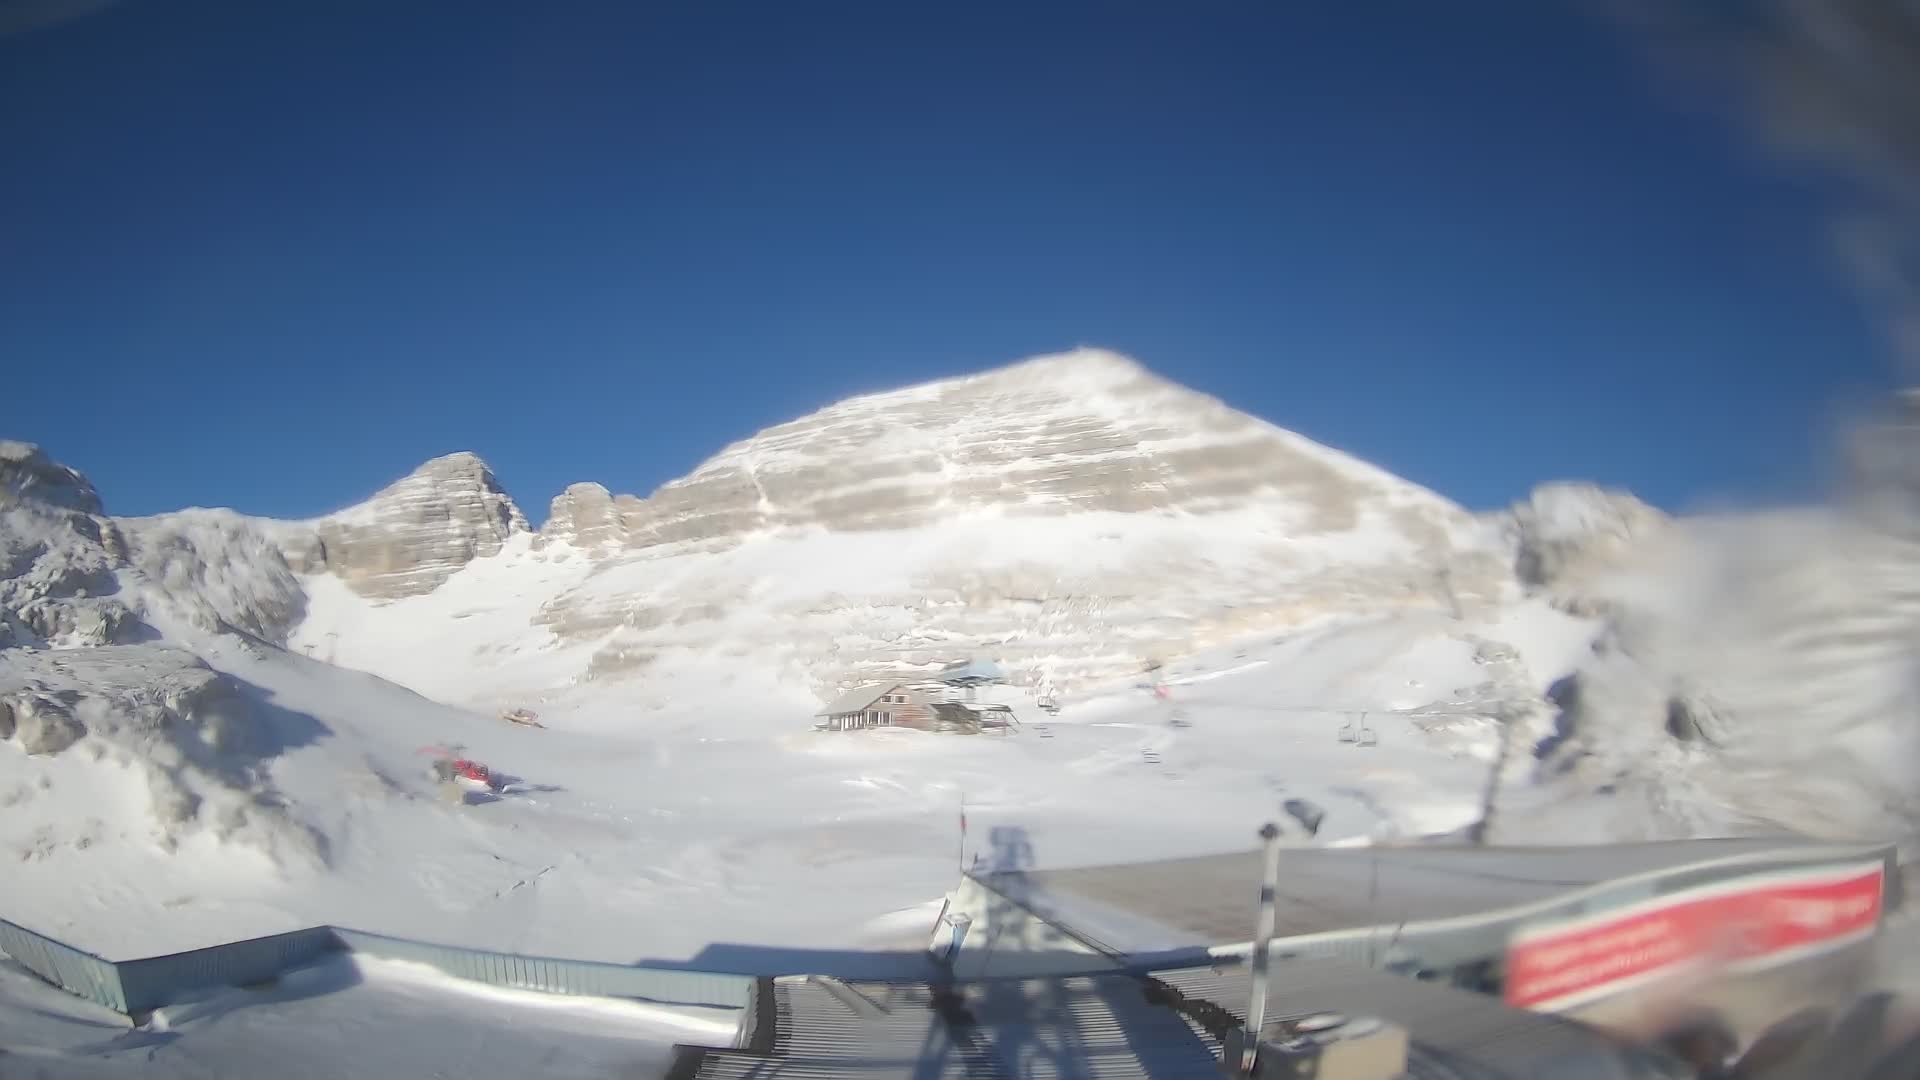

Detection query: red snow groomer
xmin=446 ymin=758 xmax=498 ymax=791
xmin=420 ymin=745 xmax=505 ymax=794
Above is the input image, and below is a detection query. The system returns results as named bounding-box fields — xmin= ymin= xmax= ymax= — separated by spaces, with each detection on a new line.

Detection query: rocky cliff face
xmin=2 ymin=353 xmax=1529 ymax=706
xmin=0 ymin=450 xmax=308 ymax=651
xmin=292 ymin=350 xmax=1520 ymax=699
xmin=1 ymin=445 xmax=141 ymax=650
xmin=541 ymin=482 xmax=627 ymax=553
xmin=536 ymin=350 xmax=1469 ymax=554
xmin=296 ymin=452 xmax=530 ymax=600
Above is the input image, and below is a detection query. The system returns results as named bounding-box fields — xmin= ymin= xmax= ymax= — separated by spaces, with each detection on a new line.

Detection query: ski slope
xmin=3 ymin=602 xmax=1591 ymax=964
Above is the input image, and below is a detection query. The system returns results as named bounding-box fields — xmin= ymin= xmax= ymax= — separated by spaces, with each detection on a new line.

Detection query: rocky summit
xmin=284 ymin=452 xmax=530 ymax=600
xmin=535 ymin=350 xmax=1469 ymax=552
xmin=270 ymin=350 xmax=1521 ymax=700
xmin=1 ymin=441 xmax=103 ymax=515
xmin=2 ymin=355 xmax=1533 ymax=704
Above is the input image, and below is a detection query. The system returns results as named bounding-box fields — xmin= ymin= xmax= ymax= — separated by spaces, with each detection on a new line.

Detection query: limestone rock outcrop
xmin=540 ymin=482 xmax=631 ymax=552
xmin=300 ymin=453 xmax=530 ymax=599
xmin=501 ymin=350 xmax=1516 ymax=692
xmin=536 ymin=350 xmax=1476 ymax=555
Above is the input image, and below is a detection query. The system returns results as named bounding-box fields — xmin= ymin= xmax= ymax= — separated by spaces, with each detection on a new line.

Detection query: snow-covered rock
xmin=0 ymin=486 xmax=145 ymax=648
xmin=1501 ymin=503 xmax=1920 ymax=845
xmin=7 ymin=693 xmax=83 ymax=755
xmin=538 ymin=482 xmax=628 ymax=552
xmin=1500 ymin=482 xmax=1667 ymax=591
xmin=13 ymin=596 xmax=138 ymax=645
xmin=297 ymin=452 xmax=530 ymax=600
xmin=0 ymin=642 xmax=327 ymax=867
xmin=120 ymin=509 xmax=305 ymax=642
xmin=0 ymin=441 xmax=102 ymax=515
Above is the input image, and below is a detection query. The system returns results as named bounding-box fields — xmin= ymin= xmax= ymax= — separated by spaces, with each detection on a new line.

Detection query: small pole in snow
xmin=1241 ymin=822 xmax=1283 ymax=1078
xmin=958 ymin=793 xmax=967 ymax=872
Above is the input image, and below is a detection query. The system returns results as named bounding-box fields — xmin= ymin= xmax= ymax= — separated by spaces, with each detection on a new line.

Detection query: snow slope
xmin=8 ymin=597 xmax=1586 ymax=962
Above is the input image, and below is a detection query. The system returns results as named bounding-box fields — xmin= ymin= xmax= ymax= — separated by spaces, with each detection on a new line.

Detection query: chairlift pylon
xmin=1355 ymin=712 xmax=1379 ymax=748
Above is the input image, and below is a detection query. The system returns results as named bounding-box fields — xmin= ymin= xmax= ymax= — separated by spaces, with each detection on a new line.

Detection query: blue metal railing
xmin=0 ymin=915 xmax=126 ymax=1012
xmin=331 ymin=927 xmax=754 ymax=1010
xmin=113 ymin=926 xmax=343 ymax=1013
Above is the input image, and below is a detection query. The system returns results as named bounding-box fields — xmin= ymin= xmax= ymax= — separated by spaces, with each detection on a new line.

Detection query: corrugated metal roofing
xmin=672 ymin=965 xmax=1683 ymax=1080
xmin=938 ymin=659 xmax=1005 ymax=684
xmin=678 ymin=975 xmax=1216 ymax=1079
xmin=974 ymin=838 xmax=1891 ymax=953
xmin=1149 ymin=958 xmax=1676 ymax=1079
xmin=816 ymin=683 xmax=903 ymax=717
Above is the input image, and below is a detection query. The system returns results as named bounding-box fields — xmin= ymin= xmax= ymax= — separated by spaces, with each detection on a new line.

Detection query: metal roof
xmin=672 ymin=974 xmax=1227 ymax=1079
xmin=971 ymin=837 xmax=1884 ymax=956
xmin=816 ymin=682 xmax=921 ymax=717
xmin=1149 ymin=958 xmax=1681 ymax=1080
xmin=938 ymin=659 xmax=1006 ymax=684
xmin=670 ymin=965 xmax=1680 ymax=1079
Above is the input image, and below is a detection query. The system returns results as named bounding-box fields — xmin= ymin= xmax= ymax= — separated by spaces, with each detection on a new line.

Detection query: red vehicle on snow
xmin=420 ymin=745 xmax=506 ymax=793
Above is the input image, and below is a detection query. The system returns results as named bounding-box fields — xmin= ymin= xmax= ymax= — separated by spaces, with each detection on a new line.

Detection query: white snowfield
xmin=4 ymin=353 xmax=1920 ymax=1074
xmin=6 ymin=603 xmax=1579 ymax=961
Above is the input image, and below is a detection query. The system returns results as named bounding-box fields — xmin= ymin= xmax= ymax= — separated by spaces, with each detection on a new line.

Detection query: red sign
xmin=1505 ymin=862 xmax=1884 ymax=1012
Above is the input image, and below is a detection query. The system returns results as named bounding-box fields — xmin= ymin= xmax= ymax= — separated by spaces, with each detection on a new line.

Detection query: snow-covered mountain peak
xmin=956 ymin=345 xmax=1150 ymax=392
xmin=323 ymin=451 xmax=518 ymax=523
xmin=293 ymin=451 xmax=530 ymax=600
xmin=0 ymin=441 xmax=103 ymax=515
xmin=409 ymin=351 xmax=1519 ymax=699
xmin=537 ymin=349 xmax=1472 ymax=559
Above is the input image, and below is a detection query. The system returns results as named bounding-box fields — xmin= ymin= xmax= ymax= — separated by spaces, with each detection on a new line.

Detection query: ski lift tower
xmin=1436 ymin=567 xmax=1463 ymax=620
xmin=1035 ymin=670 xmax=1061 ymax=715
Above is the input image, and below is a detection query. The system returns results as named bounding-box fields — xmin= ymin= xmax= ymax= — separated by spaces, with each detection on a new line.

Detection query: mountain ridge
xmin=10 ymin=357 xmax=1916 ymax=851
xmin=5 ymin=350 xmax=1627 ymax=704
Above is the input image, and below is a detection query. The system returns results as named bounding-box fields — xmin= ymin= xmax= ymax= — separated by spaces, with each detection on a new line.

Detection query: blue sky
xmin=0 ymin=1 xmax=1894 ymax=519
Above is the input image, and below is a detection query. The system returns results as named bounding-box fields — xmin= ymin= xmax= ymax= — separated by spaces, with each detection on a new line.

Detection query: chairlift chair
xmin=1336 ymin=716 xmax=1356 ymax=743
xmin=1355 ymin=712 xmax=1379 ymax=748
